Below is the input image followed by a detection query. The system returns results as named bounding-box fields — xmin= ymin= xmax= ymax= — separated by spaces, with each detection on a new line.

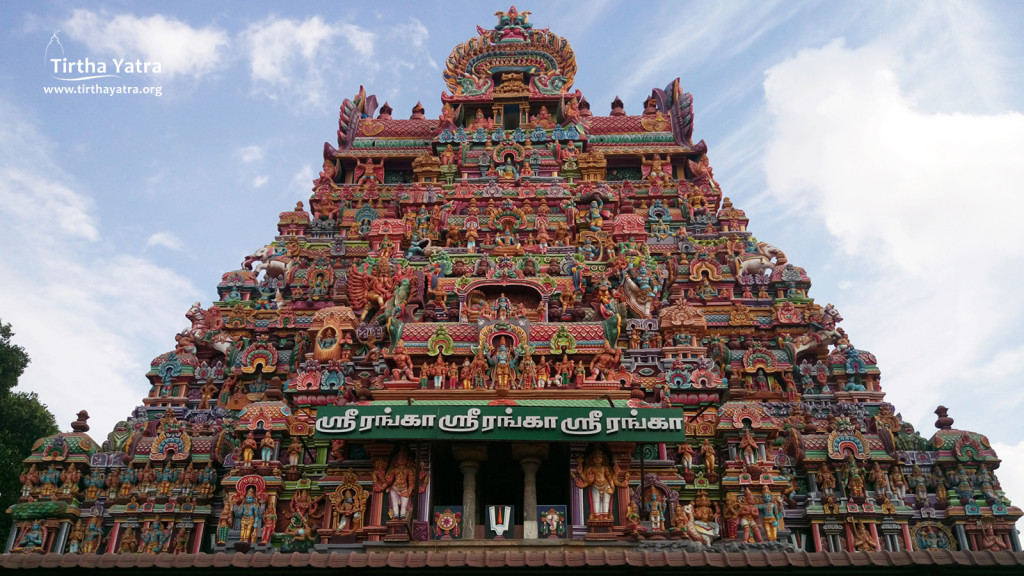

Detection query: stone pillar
xmin=453 ymin=444 xmax=487 ymax=540
xmin=520 ymin=458 xmax=541 ymax=538
xmin=513 ymin=443 xmax=549 ymax=540
xmin=4 ymin=524 xmax=17 ymax=553
xmin=459 ymin=460 xmax=480 ymax=539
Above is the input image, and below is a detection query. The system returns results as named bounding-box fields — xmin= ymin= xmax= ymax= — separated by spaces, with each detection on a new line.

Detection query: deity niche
xmin=314 ymin=326 xmax=341 ymax=361
xmin=495 ymin=154 xmax=519 ymax=180
xmin=328 ymin=471 xmax=368 ymax=535
xmin=382 ymin=448 xmax=427 ymax=521
xmin=644 ymin=487 xmax=667 ymax=532
xmin=572 ymin=447 xmax=628 ymax=521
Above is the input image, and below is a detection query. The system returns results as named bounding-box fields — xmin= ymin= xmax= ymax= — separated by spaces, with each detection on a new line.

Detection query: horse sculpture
xmin=185 ymin=302 xmax=233 ymax=354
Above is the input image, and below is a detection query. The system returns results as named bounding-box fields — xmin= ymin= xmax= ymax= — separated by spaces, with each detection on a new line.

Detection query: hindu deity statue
xmin=645 ymin=489 xmax=666 ymax=532
xmin=383 ymin=448 xmax=424 ymax=520
xmin=16 ymin=522 xmax=45 ymax=553
xmin=757 ymin=487 xmax=783 ymax=541
xmin=737 ymin=489 xmax=764 ymax=543
xmin=496 ymin=155 xmax=519 ymax=180
xmin=573 ymin=448 xmax=627 ymax=520
xmin=489 ymin=337 xmax=517 ymax=390
xmin=234 ymin=486 xmax=264 ymax=544
xmin=584 ymin=197 xmax=604 ymax=231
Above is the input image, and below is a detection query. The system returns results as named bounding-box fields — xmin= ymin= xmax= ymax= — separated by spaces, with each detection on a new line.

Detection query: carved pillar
xmin=513 ymin=443 xmax=548 ymax=540
xmin=363 ymin=444 xmax=395 ymax=541
xmin=453 ymin=444 xmax=487 ymax=540
xmin=609 ymin=443 xmax=636 ymax=527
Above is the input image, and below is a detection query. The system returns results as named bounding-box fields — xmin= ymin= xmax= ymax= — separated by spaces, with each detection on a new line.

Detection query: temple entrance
xmin=431 ymin=443 xmax=463 ymax=513
xmin=536 ymin=443 xmax=570 ymax=510
xmin=431 ymin=442 xmax=571 ymax=539
xmin=479 ymin=444 xmax=524 ymax=536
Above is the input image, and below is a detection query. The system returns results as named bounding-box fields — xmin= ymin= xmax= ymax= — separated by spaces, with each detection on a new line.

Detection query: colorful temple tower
xmin=5 ymin=7 xmax=1021 ymax=566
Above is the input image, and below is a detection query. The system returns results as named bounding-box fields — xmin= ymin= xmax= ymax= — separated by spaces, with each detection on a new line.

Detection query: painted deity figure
xmin=384 ymin=449 xmax=418 ymax=520
xmin=519 ymin=350 xmax=537 ymax=389
xmin=757 ymin=487 xmax=783 ymax=541
xmin=739 ymin=428 xmax=758 ymax=465
xmin=384 ymin=340 xmax=416 ymax=381
xmin=489 ymin=337 xmax=516 ymax=390
xmin=241 ymin=432 xmax=258 ymax=463
xmin=584 ymin=198 xmax=604 ymax=231
xmin=817 ymin=462 xmax=837 ymax=495
xmin=492 ymin=293 xmax=513 ymax=319
xmin=260 ymin=435 xmax=276 ymax=462
xmin=701 ymin=439 xmax=716 ymax=471
xmin=573 ymin=449 xmax=627 ymax=520
xmin=737 ymin=489 xmax=764 ymax=543
xmin=641 ymin=154 xmax=672 ymax=185
xmin=141 ymin=521 xmax=168 ymax=554
xmin=645 ymin=489 xmax=666 ymax=532
xmin=234 ymin=487 xmax=264 ymax=544
xmin=118 ymin=527 xmax=138 ymax=553
xmin=496 ymin=155 xmax=519 ymax=180
xmin=890 ymin=465 xmax=908 ymax=500
xmin=846 ymin=457 xmax=866 ymax=499
xmin=81 ymin=517 xmax=103 ymax=554
xmin=330 ymin=488 xmax=360 ymax=533
xmin=17 ymin=522 xmax=45 ymax=552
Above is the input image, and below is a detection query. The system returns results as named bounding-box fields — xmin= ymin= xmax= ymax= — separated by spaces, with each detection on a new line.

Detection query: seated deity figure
xmin=496 ymin=155 xmax=519 ymax=180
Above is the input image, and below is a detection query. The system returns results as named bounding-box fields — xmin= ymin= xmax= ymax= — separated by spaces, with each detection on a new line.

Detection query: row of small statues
xmin=19 ymin=462 xmax=218 ymax=502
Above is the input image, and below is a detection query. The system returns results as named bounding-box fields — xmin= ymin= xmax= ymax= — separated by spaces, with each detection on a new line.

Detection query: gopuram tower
xmin=5 ymin=6 xmax=1022 ymax=571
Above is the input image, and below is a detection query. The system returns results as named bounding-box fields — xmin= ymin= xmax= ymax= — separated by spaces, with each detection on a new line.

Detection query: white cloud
xmin=761 ymin=21 xmax=1024 ymax=439
xmin=145 ymin=231 xmax=184 ymax=251
xmin=611 ymin=1 xmax=800 ymax=104
xmin=253 ymin=175 xmax=269 ymax=188
xmin=393 ymin=18 xmax=428 ymax=48
xmin=992 ymin=440 xmax=1024 ymax=509
xmin=63 ymin=9 xmax=228 ymax=79
xmin=291 ymin=163 xmax=314 ymax=197
xmin=237 ymin=145 xmax=264 ymax=163
xmin=241 ymin=16 xmax=375 ymax=107
xmin=0 ymin=98 xmax=201 ymax=436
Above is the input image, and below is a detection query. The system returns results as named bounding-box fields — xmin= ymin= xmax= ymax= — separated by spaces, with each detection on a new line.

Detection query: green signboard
xmin=314 ymin=405 xmax=685 ymax=442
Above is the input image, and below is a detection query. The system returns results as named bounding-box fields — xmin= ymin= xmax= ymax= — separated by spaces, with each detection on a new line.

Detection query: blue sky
xmin=2 ymin=1 xmax=1023 ymax=503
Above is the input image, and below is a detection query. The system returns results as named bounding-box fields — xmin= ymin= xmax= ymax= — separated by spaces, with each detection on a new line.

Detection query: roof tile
xmin=309 ymin=552 xmax=329 ymax=568
xmin=505 ymin=550 xmax=525 ymax=567
xmin=270 ymin=551 xmax=291 ymax=567
xmin=249 ymin=552 xmax=270 ymax=568
xmin=211 ymin=552 xmax=233 ymax=567
xmin=367 ymin=551 xmax=389 ymax=568
xmin=447 ymin=550 xmax=467 ymax=567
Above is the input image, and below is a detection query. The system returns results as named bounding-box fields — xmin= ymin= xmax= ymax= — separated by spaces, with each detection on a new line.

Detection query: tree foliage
xmin=0 ymin=320 xmax=30 ymax=394
xmin=0 ymin=320 xmax=58 ymax=545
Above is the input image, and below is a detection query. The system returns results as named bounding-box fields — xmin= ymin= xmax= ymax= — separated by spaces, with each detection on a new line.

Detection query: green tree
xmin=0 ymin=320 xmax=30 ymax=393
xmin=0 ymin=321 xmax=58 ymax=545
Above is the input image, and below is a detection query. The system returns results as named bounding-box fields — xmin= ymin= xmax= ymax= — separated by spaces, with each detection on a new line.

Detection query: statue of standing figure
xmin=383 ymin=448 xmax=426 ymax=520
xmin=572 ymin=448 xmax=628 ymax=520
